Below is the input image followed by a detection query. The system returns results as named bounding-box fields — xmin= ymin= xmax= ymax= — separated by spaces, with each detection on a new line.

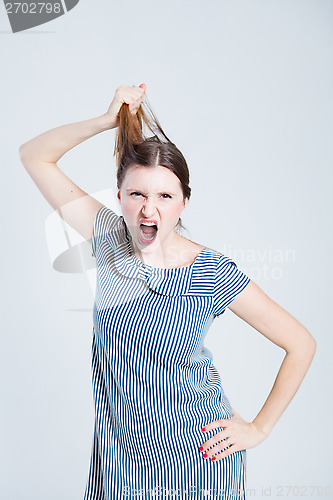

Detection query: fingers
xmin=115 ymin=84 xmax=145 ymax=114
xmin=201 ymin=416 xmax=232 ymax=433
xmin=199 ymin=437 xmax=236 ymax=462
xmin=105 ymin=83 xmax=146 ymax=125
xmin=199 ymin=428 xmax=229 ymax=452
xmin=198 ymin=410 xmax=257 ymax=461
xmin=198 ymin=428 xmax=235 ymax=462
xmin=130 ymin=84 xmax=146 ymax=100
xmin=115 ymin=84 xmax=145 ymax=106
xmin=199 ymin=416 xmax=235 ymax=461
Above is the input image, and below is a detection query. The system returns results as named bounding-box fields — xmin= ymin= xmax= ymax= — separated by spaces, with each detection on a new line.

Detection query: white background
xmin=1 ymin=0 xmax=332 ymax=499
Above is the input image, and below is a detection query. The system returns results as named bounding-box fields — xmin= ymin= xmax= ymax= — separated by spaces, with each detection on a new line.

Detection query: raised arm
xmin=19 ymin=84 xmax=146 ymax=242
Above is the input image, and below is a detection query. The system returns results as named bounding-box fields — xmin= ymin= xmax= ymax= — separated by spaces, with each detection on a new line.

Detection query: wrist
xmin=97 ymin=113 xmax=118 ymax=131
xmin=251 ymin=420 xmax=271 ymax=437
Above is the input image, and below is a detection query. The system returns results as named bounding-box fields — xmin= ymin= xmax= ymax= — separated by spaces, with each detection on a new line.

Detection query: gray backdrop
xmin=1 ymin=0 xmax=332 ymax=499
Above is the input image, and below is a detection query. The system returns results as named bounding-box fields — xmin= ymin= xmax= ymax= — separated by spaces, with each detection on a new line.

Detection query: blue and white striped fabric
xmin=84 ymin=205 xmax=251 ymax=500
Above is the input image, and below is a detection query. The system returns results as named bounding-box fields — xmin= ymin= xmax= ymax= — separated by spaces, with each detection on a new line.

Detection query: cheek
xmin=121 ymin=199 xmax=137 ymax=217
xmin=171 ymin=201 xmax=185 ymax=216
xmin=161 ymin=203 xmax=184 ymax=226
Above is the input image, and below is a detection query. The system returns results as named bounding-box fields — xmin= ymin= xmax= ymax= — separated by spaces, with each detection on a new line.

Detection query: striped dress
xmin=84 ymin=205 xmax=251 ymax=500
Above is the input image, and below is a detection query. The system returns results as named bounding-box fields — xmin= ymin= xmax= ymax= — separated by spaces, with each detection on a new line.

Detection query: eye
xmin=161 ymin=194 xmax=172 ymax=199
xmin=130 ymin=192 xmax=142 ymax=197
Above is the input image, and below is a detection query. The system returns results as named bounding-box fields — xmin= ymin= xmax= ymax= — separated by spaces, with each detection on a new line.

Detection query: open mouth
xmin=139 ymin=222 xmax=158 ymax=243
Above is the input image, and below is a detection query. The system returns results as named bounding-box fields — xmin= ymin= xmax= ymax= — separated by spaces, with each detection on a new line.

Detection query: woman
xmin=19 ymin=84 xmax=316 ymax=499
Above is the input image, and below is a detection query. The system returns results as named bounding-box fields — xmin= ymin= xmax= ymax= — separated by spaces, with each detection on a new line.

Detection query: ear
xmin=117 ymin=190 xmax=121 ymax=202
xmin=183 ymin=197 xmax=189 ymax=208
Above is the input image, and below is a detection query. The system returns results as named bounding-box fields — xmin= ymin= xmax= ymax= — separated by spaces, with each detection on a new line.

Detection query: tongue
xmin=141 ymin=225 xmax=156 ymax=236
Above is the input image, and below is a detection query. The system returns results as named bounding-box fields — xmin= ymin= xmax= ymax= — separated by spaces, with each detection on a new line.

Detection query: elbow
xmin=19 ymin=144 xmax=27 ymax=163
xmin=311 ymin=337 xmax=317 ymax=357
xmin=306 ymin=332 xmax=317 ymax=355
xmin=301 ymin=338 xmax=317 ymax=360
xmin=285 ymin=332 xmax=317 ymax=358
xmin=19 ymin=144 xmax=32 ymax=166
xmin=304 ymin=338 xmax=317 ymax=362
xmin=306 ymin=338 xmax=317 ymax=366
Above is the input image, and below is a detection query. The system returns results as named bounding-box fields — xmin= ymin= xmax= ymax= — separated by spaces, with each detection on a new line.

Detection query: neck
xmin=133 ymin=232 xmax=183 ymax=268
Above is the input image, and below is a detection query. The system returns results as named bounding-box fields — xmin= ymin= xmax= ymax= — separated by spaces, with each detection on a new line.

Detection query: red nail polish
xmin=203 ymin=453 xmax=207 ymax=458
xmin=202 ymin=427 xmax=206 ymax=432
xmin=212 ymin=456 xmax=216 ymax=461
xmin=199 ymin=446 xmax=204 ymax=451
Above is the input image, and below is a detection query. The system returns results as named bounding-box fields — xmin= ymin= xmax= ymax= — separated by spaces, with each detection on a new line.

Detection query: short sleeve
xmin=91 ymin=205 xmax=122 ymax=258
xmin=213 ymin=255 xmax=251 ymax=317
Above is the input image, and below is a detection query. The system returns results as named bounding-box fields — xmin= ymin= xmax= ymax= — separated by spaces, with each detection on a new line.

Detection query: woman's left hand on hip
xmin=198 ymin=407 xmax=268 ymax=462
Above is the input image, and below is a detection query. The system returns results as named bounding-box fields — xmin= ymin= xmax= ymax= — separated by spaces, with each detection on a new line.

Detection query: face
xmin=117 ymin=164 xmax=188 ymax=256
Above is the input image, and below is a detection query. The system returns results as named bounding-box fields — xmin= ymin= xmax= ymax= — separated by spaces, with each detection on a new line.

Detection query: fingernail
xmin=199 ymin=446 xmax=204 ymax=451
xmin=212 ymin=456 xmax=216 ymax=461
xmin=203 ymin=453 xmax=208 ymax=458
xmin=201 ymin=427 xmax=206 ymax=432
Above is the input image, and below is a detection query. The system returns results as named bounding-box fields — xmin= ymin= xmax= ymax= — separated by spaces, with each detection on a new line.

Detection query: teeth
xmin=141 ymin=222 xmax=157 ymax=227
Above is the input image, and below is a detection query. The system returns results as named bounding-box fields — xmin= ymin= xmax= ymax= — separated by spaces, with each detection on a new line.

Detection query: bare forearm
xmin=19 ymin=113 xmax=115 ymax=163
xmin=252 ymin=341 xmax=316 ymax=436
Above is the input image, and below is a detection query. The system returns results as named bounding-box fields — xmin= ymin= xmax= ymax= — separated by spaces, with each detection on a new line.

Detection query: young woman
xmin=19 ymin=84 xmax=316 ymax=500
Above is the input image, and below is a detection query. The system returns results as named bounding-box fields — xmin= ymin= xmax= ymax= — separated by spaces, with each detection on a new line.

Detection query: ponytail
xmin=113 ymin=90 xmax=191 ymax=238
xmin=114 ymin=96 xmax=171 ymax=170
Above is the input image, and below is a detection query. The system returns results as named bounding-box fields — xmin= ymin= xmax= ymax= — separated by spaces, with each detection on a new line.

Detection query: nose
xmin=141 ymin=196 xmax=157 ymax=217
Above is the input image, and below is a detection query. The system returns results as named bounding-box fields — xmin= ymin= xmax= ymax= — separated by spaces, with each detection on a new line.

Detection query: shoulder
xmin=189 ymin=245 xmax=250 ymax=313
xmin=178 ymin=236 xmax=234 ymax=268
xmin=188 ymin=246 xmax=223 ymax=294
xmin=206 ymin=247 xmax=249 ymax=283
xmin=207 ymin=248 xmax=251 ymax=317
xmin=184 ymin=242 xmax=206 ymax=267
xmin=196 ymin=245 xmax=234 ymax=268
xmin=181 ymin=241 xmax=244 ymax=271
xmin=93 ymin=205 xmax=122 ymax=231
xmin=91 ymin=205 xmax=125 ymax=258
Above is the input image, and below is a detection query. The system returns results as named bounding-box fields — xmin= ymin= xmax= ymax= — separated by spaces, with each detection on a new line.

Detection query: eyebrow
xmin=126 ymin=189 xmax=176 ymax=195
